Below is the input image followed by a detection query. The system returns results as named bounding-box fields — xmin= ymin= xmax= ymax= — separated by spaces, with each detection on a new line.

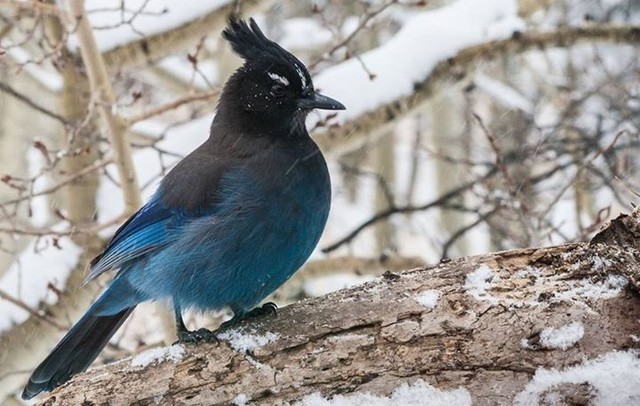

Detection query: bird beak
xmin=298 ymin=91 xmax=345 ymax=111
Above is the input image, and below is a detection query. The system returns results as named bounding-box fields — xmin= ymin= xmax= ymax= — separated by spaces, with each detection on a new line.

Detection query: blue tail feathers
xmin=21 ymin=297 xmax=135 ymax=400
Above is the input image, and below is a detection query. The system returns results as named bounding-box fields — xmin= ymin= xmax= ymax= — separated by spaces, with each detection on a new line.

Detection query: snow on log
xmin=38 ymin=212 xmax=640 ymax=405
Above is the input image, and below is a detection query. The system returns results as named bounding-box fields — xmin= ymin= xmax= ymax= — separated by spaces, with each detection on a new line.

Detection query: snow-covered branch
xmin=37 ymin=211 xmax=640 ymax=405
xmin=315 ymin=23 xmax=640 ymax=157
xmin=101 ymin=0 xmax=271 ymax=71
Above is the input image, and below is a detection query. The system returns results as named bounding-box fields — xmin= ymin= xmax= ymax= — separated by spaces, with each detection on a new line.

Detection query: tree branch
xmin=0 ymin=0 xmax=62 ymax=16
xmin=125 ymin=88 xmax=220 ymax=124
xmin=0 ymin=82 xmax=68 ymax=125
xmin=316 ymin=24 xmax=640 ymax=157
xmin=37 ymin=211 xmax=640 ymax=405
xmin=322 ymin=168 xmax=498 ymax=253
xmin=102 ymin=0 xmax=271 ymax=71
xmin=66 ymin=0 xmax=141 ymax=213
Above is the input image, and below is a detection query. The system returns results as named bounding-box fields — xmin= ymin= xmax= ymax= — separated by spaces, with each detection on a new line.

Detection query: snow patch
xmin=474 ymin=72 xmax=535 ymax=114
xmin=217 ymin=329 xmax=278 ymax=352
xmin=156 ymin=56 xmax=219 ymax=90
xmin=71 ymin=0 xmax=232 ymax=51
xmin=312 ymin=0 xmax=523 ymax=126
xmin=27 ymin=147 xmax=53 ymax=227
xmin=465 ymin=265 xmax=496 ymax=304
xmin=415 ymin=290 xmax=440 ymax=309
xmin=514 ymin=351 xmax=640 ymax=405
xmin=4 ymin=45 xmax=63 ymax=91
xmin=280 ymin=18 xmax=333 ymax=49
xmin=0 ymin=232 xmax=82 ymax=333
xmin=554 ymin=274 xmax=628 ymax=302
xmin=130 ymin=344 xmax=185 ymax=368
xmin=539 ymin=322 xmax=584 ymax=350
xmin=591 ymin=255 xmax=613 ymax=271
xmin=233 ymin=393 xmax=251 ymax=406
xmin=295 ymin=379 xmax=471 ymax=406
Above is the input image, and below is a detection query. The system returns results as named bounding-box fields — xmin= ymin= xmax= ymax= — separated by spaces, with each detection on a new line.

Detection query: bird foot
xmin=247 ymin=302 xmax=278 ymax=318
xmin=220 ymin=302 xmax=278 ymax=330
xmin=176 ymin=327 xmax=219 ymax=344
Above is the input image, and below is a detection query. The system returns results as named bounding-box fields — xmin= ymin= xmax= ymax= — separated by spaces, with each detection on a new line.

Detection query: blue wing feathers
xmin=86 ymin=193 xmax=181 ymax=281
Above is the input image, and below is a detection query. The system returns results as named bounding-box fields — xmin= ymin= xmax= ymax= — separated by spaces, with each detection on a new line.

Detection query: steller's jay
xmin=22 ymin=17 xmax=344 ymax=400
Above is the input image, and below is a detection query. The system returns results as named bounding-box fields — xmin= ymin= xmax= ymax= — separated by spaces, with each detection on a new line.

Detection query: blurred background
xmin=0 ymin=0 xmax=639 ymax=402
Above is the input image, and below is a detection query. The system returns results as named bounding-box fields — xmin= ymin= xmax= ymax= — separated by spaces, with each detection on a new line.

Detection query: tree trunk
xmin=37 ymin=211 xmax=640 ymax=405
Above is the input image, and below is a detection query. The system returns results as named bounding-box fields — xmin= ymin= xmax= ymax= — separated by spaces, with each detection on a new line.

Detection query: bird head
xmin=219 ymin=18 xmax=344 ymax=131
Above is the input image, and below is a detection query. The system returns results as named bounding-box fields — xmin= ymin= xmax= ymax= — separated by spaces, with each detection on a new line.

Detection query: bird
xmin=22 ymin=17 xmax=344 ymax=400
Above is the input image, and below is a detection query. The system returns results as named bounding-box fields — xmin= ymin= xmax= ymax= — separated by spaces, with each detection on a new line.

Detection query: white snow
xmin=68 ymin=0 xmax=232 ymax=51
xmin=130 ymin=344 xmax=185 ymax=368
xmin=0 ymin=231 xmax=82 ymax=333
xmin=4 ymin=45 xmax=63 ymax=91
xmin=311 ymin=0 xmax=524 ymax=125
xmin=233 ymin=394 xmax=251 ymax=406
xmin=514 ymin=351 xmax=640 ymax=405
xmin=295 ymin=379 xmax=471 ymax=406
xmin=415 ymin=290 xmax=440 ymax=309
xmin=553 ymin=274 xmax=628 ymax=302
xmin=280 ymin=18 xmax=333 ymax=50
xmin=217 ymin=328 xmax=279 ymax=352
xmin=155 ymin=56 xmax=219 ymax=90
xmin=474 ymin=72 xmax=535 ymax=114
xmin=26 ymin=146 xmax=53 ymax=227
xmin=465 ymin=265 xmax=496 ymax=304
xmin=538 ymin=322 xmax=585 ymax=350
xmin=591 ymin=255 xmax=613 ymax=271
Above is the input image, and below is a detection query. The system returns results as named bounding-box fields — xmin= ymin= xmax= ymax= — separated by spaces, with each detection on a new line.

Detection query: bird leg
xmin=219 ymin=302 xmax=278 ymax=330
xmin=173 ymin=304 xmax=218 ymax=344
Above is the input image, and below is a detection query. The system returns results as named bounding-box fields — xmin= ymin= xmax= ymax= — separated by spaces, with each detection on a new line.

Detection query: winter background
xmin=0 ymin=0 xmax=639 ymax=404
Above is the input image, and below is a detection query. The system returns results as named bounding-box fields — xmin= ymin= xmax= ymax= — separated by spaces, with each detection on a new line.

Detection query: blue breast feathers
xmin=126 ymin=145 xmax=331 ymax=312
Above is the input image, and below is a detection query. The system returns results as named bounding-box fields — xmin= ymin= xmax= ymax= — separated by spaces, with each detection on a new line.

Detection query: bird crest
xmin=222 ymin=18 xmax=311 ymax=90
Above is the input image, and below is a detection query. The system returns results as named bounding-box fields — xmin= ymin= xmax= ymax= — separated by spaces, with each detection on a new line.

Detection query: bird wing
xmin=85 ymin=195 xmax=182 ymax=282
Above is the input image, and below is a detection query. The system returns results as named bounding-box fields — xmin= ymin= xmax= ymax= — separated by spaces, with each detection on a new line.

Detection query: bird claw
xmin=249 ymin=302 xmax=278 ymax=318
xmin=219 ymin=302 xmax=279 ymax=330
xmin=176 ymin=327 xmax=219 ymax=344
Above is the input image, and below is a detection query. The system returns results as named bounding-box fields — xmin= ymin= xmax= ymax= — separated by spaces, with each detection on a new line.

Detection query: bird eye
xmin=270 ymin=84 xmax=285 ymax=97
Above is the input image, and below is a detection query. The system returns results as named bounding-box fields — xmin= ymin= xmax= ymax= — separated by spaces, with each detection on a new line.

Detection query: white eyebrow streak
xmin=294 ymin=64 xmax=307 ymax=88
xmin=267 ymin=72 xmax=290 ymax=86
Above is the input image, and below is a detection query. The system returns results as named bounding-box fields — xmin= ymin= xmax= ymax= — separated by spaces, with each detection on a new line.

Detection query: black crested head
xmin=222 ymin=18 xmax=311 ymax=87
xmin=216 ymin=17 xmax=344 ymax=135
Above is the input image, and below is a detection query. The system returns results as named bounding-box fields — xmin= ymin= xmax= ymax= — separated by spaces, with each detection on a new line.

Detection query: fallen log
xmin=39 ymin=212 xmax=640 ymax=405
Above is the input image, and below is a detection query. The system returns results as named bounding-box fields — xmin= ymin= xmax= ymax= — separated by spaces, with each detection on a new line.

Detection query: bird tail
xmin=21 ymin=303 xmax=135 ymax=399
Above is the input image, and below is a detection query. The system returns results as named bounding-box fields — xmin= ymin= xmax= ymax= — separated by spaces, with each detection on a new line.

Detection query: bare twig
xmin=0 ymin=82 xmax=68 ymax=125
xmin=309 ymin=0 xmax=399 ymax=70
xmin=440 ymin=208 xmax=499 ymax=259
xmin=0 ymin=0 xmax=63 ymax=16
xmin=0 ymin=157 xmax=112 ymax=209
xmin=0 ymin=290 xmax=67 ymax=331
xmin=125 ymin=89 xmax=220 ymax=124
xmin=322 ymin=168 xmax=498 ymax=253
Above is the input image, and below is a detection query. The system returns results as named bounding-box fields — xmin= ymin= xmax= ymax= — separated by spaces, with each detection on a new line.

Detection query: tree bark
xmin=38 ymin=212 xmax=640 ymax=405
